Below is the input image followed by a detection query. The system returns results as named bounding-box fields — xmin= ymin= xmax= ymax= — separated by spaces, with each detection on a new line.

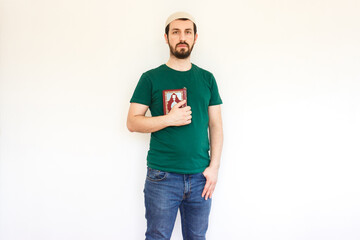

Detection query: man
xmin=127 ymin=11 xmax=223 ymax=240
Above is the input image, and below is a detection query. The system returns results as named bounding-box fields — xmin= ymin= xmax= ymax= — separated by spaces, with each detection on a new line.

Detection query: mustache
xmin=176 ymin=42 xmax=189 ymax=47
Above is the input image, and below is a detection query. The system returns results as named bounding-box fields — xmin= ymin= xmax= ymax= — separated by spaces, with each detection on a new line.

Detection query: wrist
xmin=209 ymin=162 xmax=220 ymax=170
xmin=163 ymin=114 xmax=172 ymax=127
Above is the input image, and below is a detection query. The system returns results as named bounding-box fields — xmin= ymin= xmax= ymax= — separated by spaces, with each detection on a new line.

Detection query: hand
xmin=201 ymin=166 xmax=219 ymax=200
xmin=167 ymin=100 xmax=192 ymax=126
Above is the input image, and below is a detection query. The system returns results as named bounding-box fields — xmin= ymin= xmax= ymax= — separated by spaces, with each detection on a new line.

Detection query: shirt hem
xmin=147 ymin=163 xmax=208 ymax=174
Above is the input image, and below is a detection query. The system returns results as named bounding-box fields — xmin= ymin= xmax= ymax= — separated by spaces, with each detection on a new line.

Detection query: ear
xmin=164 ymin=33 xmax=169 ymax=44
xmin=194 ymin=33 xmax=198 ymax=44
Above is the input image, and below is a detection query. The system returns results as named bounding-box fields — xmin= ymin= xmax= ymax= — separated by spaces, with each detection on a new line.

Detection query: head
xmin=164 ymin=12 xmax=198 ymax=59
xmin=170 ymin=93 xmax=180 ymax=101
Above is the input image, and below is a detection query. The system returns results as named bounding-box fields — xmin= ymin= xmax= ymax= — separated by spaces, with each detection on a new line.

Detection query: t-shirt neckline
xmin=163 ymin=63 xmax=194 ymax=73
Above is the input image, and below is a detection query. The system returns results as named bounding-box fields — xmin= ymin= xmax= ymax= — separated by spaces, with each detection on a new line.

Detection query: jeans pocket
xmin=201 ymin=172 xmax=207 ymax=179
xmin=146 ymin=167 xmax=168 ymax=182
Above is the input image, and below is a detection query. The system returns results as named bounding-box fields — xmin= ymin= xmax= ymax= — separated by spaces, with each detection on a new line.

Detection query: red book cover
xmin=162 ymin=87 xmax=187 ymax=115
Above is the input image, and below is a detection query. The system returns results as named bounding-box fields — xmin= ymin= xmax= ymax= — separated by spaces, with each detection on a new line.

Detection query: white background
xmin=1 ymin=0 xmax=359 ymax=239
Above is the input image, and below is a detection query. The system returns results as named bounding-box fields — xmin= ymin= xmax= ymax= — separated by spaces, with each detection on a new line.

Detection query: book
xmin=162 ymin=87 xmax=187 ymax=115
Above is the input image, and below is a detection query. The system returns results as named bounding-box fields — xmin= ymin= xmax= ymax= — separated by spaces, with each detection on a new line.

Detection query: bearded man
xmin=127 ymin=11 xmax=224 ymax=240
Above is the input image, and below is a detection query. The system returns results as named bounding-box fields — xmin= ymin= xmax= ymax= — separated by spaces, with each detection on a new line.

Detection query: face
xmin=165 ymin=19 xmax=198 ymax=59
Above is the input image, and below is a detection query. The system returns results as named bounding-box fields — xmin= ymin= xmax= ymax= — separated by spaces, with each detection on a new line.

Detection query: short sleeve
xmin=130 ymin=73 xmax=152 ymax=106
xmin=209 ymin=74 xmax=223 ymax=106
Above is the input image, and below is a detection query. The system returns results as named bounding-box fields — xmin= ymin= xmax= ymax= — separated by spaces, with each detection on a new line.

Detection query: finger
xmin=209 ymin=186 xmax=215 ymax=199
xmin=174 ymin=100 xmax=186 ymax=108
xmin=205 ymin=185 xmax=213 ymax=200
xmin=202 ymin=182 xmax=210 ymax=198
xmin=203 ymin=189 xmax=209 ymax=200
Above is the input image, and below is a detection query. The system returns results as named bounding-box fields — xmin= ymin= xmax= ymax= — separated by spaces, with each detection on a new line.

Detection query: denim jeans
xmin=144 ymin=167 xmax=212 ymax=240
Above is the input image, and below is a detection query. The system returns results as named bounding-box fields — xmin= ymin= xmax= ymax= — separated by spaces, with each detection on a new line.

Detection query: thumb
xmin=173 ymin=100 xmax=186 ymax=108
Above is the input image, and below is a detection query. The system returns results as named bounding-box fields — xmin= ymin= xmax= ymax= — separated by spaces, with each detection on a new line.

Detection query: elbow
xmin=127 ymin=120 xmax=135 ymax=132
xmin=127 ymin=126 xmax=135 ymax=133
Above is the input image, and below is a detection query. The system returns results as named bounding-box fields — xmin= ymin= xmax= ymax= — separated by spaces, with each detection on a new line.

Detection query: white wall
xmin=1 ymin=0 xmax=359 ymax=239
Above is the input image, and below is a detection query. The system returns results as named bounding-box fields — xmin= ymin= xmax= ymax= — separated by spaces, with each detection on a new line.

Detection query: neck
xmin=166 ymin=55 xmax=192 ymax=71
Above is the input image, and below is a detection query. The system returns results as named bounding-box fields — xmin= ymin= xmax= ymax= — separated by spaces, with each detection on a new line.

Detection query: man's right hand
xmin=167 ymin=100 xmax=192 ymax=126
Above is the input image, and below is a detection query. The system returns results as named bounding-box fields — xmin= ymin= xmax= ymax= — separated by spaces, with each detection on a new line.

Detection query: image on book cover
xmin=162 ymin=88 xmax=187 ymax=115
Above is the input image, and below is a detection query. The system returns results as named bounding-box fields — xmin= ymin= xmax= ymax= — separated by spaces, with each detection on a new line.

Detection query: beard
xmin=168 ymin=41 xmax=194 ymax=59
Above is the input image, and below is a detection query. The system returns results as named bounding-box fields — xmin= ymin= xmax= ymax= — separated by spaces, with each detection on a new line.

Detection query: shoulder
xmin=192 ymin=63 xmax=211 ymax=74
xmin=192 ymin=64 xmax=215 ymax=79
xmin=191 ymin=64 xmax=216 ymax=84
xmin=142 ymin=64 xmax=167 ymax=79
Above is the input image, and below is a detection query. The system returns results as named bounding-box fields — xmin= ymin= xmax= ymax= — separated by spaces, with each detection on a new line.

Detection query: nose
xmin=179 ymin=32 xmax=186 ymax=41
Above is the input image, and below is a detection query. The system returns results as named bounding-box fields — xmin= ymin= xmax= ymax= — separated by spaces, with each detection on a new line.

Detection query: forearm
xmin=128 ymin=115 xmax=170 ymax=133
xmin=208 ymin=125 xmax=223 ymax=169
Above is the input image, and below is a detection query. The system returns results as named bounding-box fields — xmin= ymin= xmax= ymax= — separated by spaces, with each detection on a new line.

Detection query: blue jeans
xmin=144 ymin=167 xmax=212 ymax=240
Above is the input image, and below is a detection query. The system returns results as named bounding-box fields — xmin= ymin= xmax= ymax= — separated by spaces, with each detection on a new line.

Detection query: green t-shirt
xmin=130 ymin=63 xmax=222 ymax=174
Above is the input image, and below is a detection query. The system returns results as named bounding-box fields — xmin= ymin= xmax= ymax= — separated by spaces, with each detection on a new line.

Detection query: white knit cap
xmin=165 ymin=11 xmax=196 ymax=28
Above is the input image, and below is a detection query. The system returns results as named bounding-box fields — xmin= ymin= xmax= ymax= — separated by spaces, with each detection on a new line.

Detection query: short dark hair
xmin=165 ymin=18 xmax=197 ymax=36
